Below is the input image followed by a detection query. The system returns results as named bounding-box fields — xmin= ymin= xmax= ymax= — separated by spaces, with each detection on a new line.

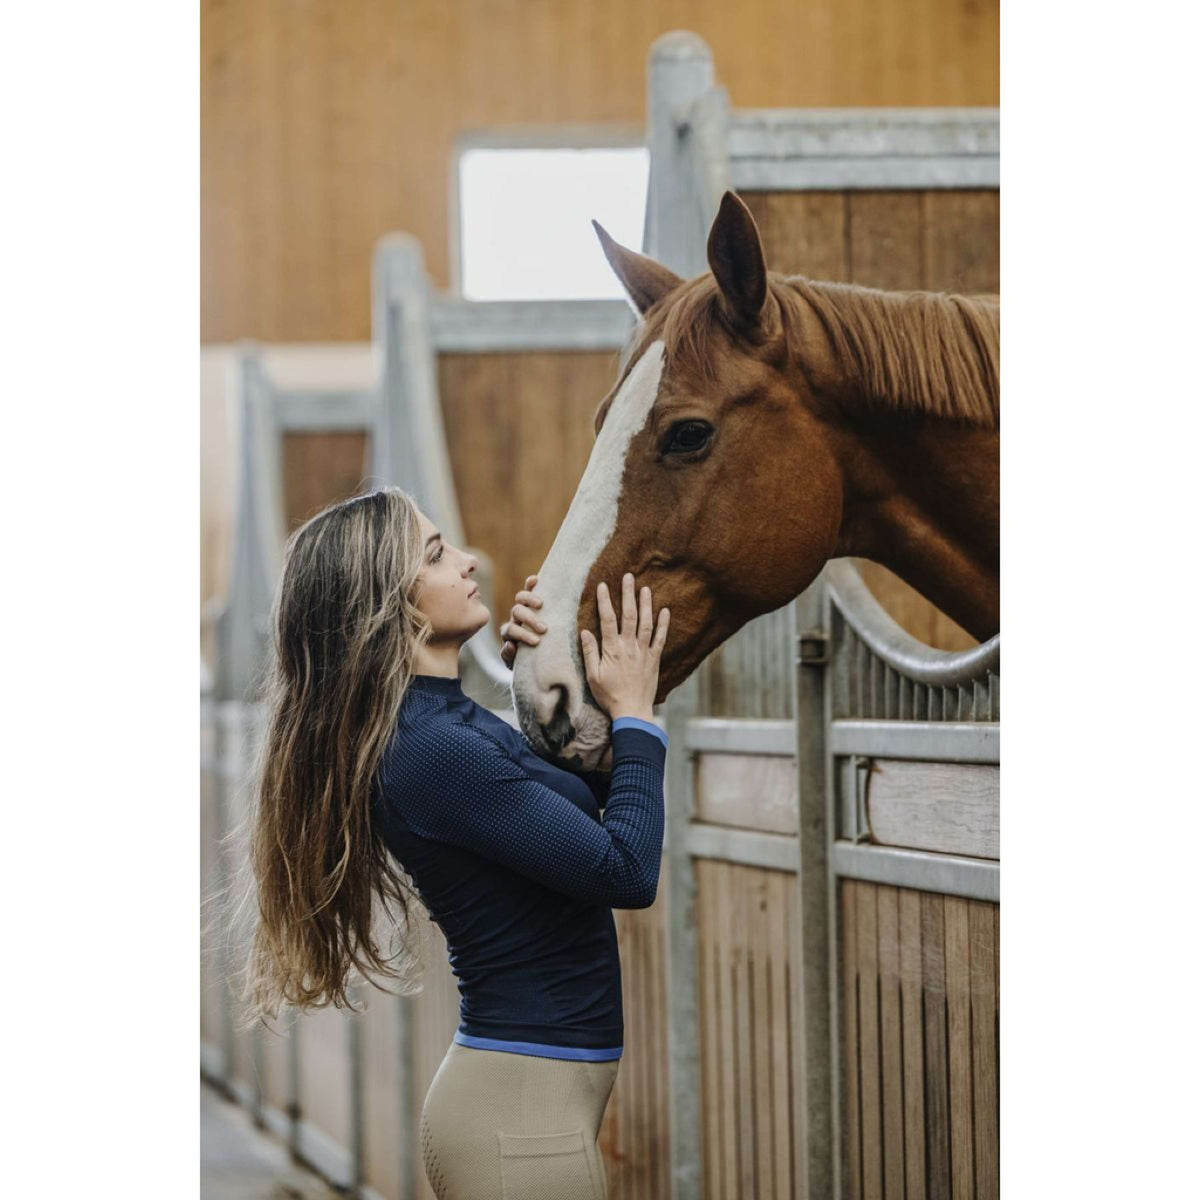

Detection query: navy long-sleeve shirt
xmin=372 ymin=672 xmax=668 ymax=1061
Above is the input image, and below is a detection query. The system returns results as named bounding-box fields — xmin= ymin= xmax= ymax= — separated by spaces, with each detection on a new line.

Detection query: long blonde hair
xmin=228 ymin=486 xmax=434 ymax=1025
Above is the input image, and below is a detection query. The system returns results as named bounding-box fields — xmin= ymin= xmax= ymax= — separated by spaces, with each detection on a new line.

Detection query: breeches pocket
xmin=497 ymin=1127 xmax=601 ymax=1200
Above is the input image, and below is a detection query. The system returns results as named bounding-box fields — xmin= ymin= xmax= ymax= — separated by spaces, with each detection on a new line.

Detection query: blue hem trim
xmin=453 ymin=1030 xmax=623 ymax=1061
xmin=611 ymin=716 xmax=668 ymax=748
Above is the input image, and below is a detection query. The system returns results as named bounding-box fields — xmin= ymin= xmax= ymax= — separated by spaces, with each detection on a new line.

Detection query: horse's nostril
xmin=540 ymin=684 xmax=575 ymax=754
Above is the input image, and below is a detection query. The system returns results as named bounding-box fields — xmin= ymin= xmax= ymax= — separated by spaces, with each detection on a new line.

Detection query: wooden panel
xmin=202 ymin=0 xmax=999 ymax=342
xmin=698 ymin=860 xmax=797 ymax=1200
xmin=743 ymin=192 xmax=849 ymax=281
xmin=944 ymin=898 xmax=974 ymax=1198
xmin=279 ymin=430 xmax=370 ymax=534
xmin=922 ymin=191 xmax=1001 ymax=295
xmin=848 ymin=192 xmax=925 ymax=292
xmin=841 ymin=881 xmax=861 ymax=1200
xmin=361 ymin=988 xmax=403 ymax=1200
xmin=298 ymin=1005 xmax=353 ymax=1152
xmin=865 ymin=761 xmax=999 ymax=859
xmin=899 ymin=891 xmax=926 ymax=1200
xmin=969 ymin=902 xmax=999 ymax=1200
xmin=608 ymin=896 xmax=671 ymax=1200
xmin=694 ymin=752 xmax=798 ymax=835
xmin=855 ymin=883 xmax=882 ymax=1200
xmin=439 ymin=349 xmax=620 ymax=638
xmin=877 ymin=888 xmax=904 ymax=1199
xmin=258 ymin=1020 xmax=292 ymax=1116
xmin=843 ymin=885 xmax=998 ymax=1200
xmin=410 ymin=911 xmax=460 ymax=1200
xmin=922 ymin=894 xmax=952 ymax=1200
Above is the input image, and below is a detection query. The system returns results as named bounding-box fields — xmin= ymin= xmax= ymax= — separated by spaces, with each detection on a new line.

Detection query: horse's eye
xmin=663 ymin=421 xmax=713 ymax=456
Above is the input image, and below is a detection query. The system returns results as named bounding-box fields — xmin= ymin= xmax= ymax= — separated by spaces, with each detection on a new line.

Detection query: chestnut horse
xmin=512 ymin=191 xmax=998 ymax=769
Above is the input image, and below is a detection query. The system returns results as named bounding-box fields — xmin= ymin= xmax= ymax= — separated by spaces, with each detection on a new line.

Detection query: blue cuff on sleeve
xmin=611 ymin=715 xmax=668 ymax=748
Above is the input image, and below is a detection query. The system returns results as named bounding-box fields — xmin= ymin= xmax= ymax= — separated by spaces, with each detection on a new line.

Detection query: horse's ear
xmin=707 ymin=191 xmax=768 ymax=329
xmin=592 ymin=221 xmax=684 ymax=315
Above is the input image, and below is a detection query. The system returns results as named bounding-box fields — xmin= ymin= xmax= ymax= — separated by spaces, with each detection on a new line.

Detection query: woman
xmin=241 ymin=486 xmax=669 ymax=1200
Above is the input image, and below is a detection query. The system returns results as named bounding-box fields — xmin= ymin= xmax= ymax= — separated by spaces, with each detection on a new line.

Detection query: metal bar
xmin=826 ymin=561 xmax=999 ymax=687
xmin=430 ymin=298 xmax=634 ymax=352
xmin=397 ymin=997 xmax=415 ymax=1200
xmin=663 ymin=668 xmax=704 ymax=1200
xmin=683 ymin=717 xmax=796 ymax=757
xmin=730 ymin=157 xmax=999 ymax=191
xmin=830 ymin=843 xmax=999 ymax=903
xmin=348 ymin=989 xmax=364 ymax=1195
xmin=727 ymin=106 xmax=1000 ymax=160
xmin=792 ymin=573 xmax=834 ymax=1199
xmin=274 ymin=390 xmax=374 ymax=432
xmin=829 ymin=720 xmax=999 ymax=764
xmin=684 ymin=824 xmax=799 ymax=871
xmin=645 ymin=30 xmax=717 ymax=279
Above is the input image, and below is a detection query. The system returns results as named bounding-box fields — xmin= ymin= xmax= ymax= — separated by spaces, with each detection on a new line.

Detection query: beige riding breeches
xmin=419 ymin=1041 xmax=620 ymax=1199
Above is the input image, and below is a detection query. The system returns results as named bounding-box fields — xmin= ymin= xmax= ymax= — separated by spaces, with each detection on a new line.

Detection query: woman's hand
xmin=580 ymin=574 xmax=669 ymax=722
xmin=499 ymin=574 xmax=547 ymax=670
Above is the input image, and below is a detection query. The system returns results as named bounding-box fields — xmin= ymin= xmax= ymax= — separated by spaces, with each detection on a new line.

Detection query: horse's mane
xmin=782 ymin=276 xmax=999 ymax=428
xmin=610 ymin=273 xmax=999 ymax=432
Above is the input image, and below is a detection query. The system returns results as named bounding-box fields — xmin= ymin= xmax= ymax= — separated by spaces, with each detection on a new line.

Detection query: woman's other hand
xmin=499 ymin=574 xmax=546 ymax=670
xmin=579 ymin=574 xmax=669 ymax=722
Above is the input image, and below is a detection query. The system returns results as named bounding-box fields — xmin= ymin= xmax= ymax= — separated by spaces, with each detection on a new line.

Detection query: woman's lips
xmin=467 ymin=585 xmax=479 ymax=599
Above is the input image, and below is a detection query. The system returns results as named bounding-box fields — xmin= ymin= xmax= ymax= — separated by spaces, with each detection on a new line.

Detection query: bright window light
xmin=458 ymin=147 xmax=650 ymax=301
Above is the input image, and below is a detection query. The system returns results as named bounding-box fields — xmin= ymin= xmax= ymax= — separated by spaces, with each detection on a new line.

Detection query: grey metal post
xmin=217 ymin=346 xmax=284 ymax=707
xmin=662 ymin=672 xmax=701 ymax=1200
xmin=348 ymin=988 xmax=365 ymax=1196
xmin=644 ymin=32 xmax=723 ymax=277
xmin=793 ymin=569 xmax=835 ymax=1200
xmin=371 ymin=235 xmax=511 ymax=690
xmin=397 ymin=996 xmax=415 ymax=1200
xmin=645 ymin=30 xmax=724 ymax=1200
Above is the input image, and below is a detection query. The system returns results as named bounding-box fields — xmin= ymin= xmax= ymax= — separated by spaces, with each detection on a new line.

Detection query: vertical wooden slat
xmin=752 ymin=872 xmax=773 ymax=1198
xmin=767 ymin=871 xmax=793 ymax=1199
xmin=970 ymin=903 xmax=999 ymax=1200
xmin=922 ymin=894 xmax=951 ymax=1200
xmin=700 ymin=864 xmax=722 ymax=1200
xmin=857 ymin=883 xmax=882 ymax=1200
xmin=734 ymin=868 xmax=757 ymax=1198
xmin=944 ymin=898 xmax=974 ymax=1199
xmin=655 ymin=913 xmax=671 ymax=1200
xmin=720 ymin=864 xmax=738 ymax=1200
xmin=842 ymin=881 xmax=862 ymax=1200
xmin=877 ymin=887 xmax=905 ymax=1199
xmin=899 ymin=891 xmax=926 ymax=1200
xmin=629 ymin=914 xmax=645 ymax=1200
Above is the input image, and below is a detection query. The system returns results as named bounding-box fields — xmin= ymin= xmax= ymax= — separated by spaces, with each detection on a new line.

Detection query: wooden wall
xmin=439 ymin=348 xmax=623 ymax=633
xmin=841 ymin=882 xmax=998 ymax=1200
xmin=201 ymin=0 xmax=999 ymax=343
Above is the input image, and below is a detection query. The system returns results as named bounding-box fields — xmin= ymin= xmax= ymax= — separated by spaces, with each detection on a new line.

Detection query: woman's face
xmin=412 ymin=508 xmax=491 ymax=643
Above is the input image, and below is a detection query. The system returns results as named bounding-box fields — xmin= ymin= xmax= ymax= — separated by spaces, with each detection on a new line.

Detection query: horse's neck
xmin=830 ymin=415 xmax=1000 ymax=640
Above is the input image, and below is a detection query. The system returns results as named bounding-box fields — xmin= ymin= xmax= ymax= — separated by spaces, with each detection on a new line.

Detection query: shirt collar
xmin=409 ymin=673 xmax=465 ymax=696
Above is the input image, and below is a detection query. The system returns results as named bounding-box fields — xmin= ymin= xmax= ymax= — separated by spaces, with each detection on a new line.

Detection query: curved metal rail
xmin=825 ymin=558 xmax=999 ymax=687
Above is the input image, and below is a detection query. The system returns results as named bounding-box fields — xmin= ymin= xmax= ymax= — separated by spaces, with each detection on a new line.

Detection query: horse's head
xmin=512 ymin=191 xmax=844 ymax=769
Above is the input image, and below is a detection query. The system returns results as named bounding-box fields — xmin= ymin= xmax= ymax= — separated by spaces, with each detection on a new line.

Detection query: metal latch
xmin=796 ymin=630 xmax=828 ymax=665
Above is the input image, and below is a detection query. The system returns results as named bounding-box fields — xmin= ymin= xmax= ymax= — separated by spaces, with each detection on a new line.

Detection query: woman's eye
xmin=434 ymin=545 xmax=444 ymax=562
xmin=663 ymin=421 xmax=713 ymax=455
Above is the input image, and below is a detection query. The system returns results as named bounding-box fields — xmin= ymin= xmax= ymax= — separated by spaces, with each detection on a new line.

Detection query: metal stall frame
xmin=642 ymin=30 xmax=999 ymax=1200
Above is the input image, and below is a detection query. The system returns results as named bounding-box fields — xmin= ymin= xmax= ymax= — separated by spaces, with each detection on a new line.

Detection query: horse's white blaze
xmin=512 ymin=340 xmax=665 ymax=760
